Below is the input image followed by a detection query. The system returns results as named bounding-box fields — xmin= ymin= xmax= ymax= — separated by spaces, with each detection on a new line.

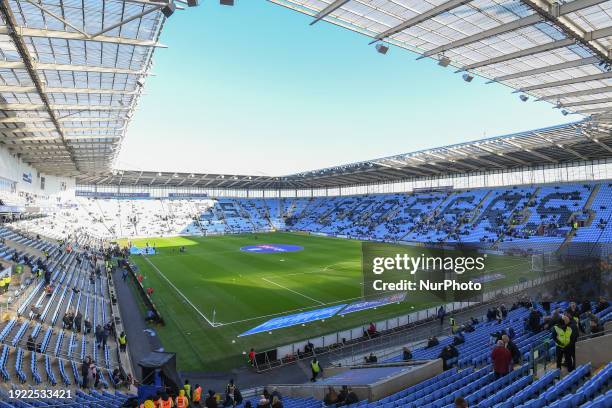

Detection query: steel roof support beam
xmin=581 ymin=130 xmax=612 ymax=153
xmin=473 ymin=144 xmax=529 ymax=165
xmin=491 ymin=57 xmax=600 ymax=82
xmin=558 ymin=97 xmax=612 ymax=108
xmin=534 ymin=132 xmax=587 ymax=160
xmin=0 ymin=0 xmax=78 ymax=172
xmin=446 ymin=147 xmax=505 ymax=168
xmin=518 ymin=71 xmax=612 ymax=92
xmin=0 ymin=126 xmax=122 ymax=133
xmin=538 ymin=86 xmax=612 ymax=101
xmin=0 ymin=26 xmax=167 ymax=48
xmin=420 ymin=14 xmax=543 ymax=59
xmin=458 ymin=38 xmax=575 ymax=72
xmin=46 ymin=87 xmax=138 ymax=96
xmin=521 ymin=0 xmax=611 ymax=64
xmin=424 ymin=0 xmax=609 ymax=60
xmin=0 ymin=60 xmax=145 ymax=75
xmin=575 ymin=106 xmax=612 ymax=115
xmin=0 ymin=103 xmax=128 ymax=111
xmin=503 ymin=139 xmax=557 ymax=163
xmin=370 ymin=0 xmax=472 ymax=45
xmin=309 ymin=0 xmax=350 ymax=25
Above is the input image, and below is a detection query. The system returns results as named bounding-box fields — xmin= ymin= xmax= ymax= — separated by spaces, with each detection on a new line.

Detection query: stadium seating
xmin=0 ymin=226 xmax=129 ymax=403
xmin=12 ymin=182 xmax=611 ymax=252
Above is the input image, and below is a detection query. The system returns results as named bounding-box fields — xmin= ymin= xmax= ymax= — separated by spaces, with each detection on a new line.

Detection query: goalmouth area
xmin=120 ymin=232 xmax=535 ymax=371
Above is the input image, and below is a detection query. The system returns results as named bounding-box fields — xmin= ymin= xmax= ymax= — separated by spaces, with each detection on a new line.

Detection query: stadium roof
xmin=78 ymin=117 xmax=612 ymax=189
xmin=270 ymin=0 xmax=612 ymax=114
xmin=5 ymin=0 xmax=612 ymax=181
xmin=0 ymin=0 xmax=197 ymax=177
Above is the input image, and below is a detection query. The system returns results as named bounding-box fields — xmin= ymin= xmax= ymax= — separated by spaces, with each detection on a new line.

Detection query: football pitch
xmin=121 ymin=232 xmax=534 ymax=371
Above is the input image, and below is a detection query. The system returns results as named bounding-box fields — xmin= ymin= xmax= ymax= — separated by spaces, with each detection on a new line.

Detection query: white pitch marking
xmin=261 ymin=277 xmax=326 ymax=305
xmin=142 ymin=255 xmax=219 ymax=327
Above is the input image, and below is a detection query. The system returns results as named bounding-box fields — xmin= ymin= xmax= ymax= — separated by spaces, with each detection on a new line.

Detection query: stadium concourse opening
xmin=0 ymin=0 xmax=611 ymax=407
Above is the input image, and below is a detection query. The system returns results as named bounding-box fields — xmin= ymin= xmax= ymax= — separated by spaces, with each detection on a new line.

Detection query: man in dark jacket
xmin=81 ymin=357 xmax=90 ymax=389
xmin=502 ymin=335 xmax=520 ymax=364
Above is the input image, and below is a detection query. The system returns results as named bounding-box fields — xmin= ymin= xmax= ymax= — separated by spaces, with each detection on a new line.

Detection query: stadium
xmin=0 ymin=0 xmax=610 ymax=407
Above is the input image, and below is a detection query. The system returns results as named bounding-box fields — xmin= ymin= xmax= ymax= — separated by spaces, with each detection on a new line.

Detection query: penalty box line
xmin=142 ymin=256 xmax=220 ymax=328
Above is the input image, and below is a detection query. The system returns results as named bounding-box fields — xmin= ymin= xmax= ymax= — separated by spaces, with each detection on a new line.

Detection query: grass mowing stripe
xmin=120 ymin=232 xmax=535 ymax=371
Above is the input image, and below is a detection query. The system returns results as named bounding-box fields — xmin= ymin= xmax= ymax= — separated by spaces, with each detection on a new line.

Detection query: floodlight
xmin=136 ymin=78 xmax=145 ymax=87
xmin=462 ymin=73 xmax=473 ymax=82
xmin=187 ymin=0 xmax=199 ymax=6
xmin=519 ymin=95 xmax=529 ymax=102
xmin=375 ymin=44 xmax=389 ymax=55
xmin=438 ymin=56 xmax=451 ymax=67
xmin=161 ymin=1 xmax=176 ymax=17
xmin=220 ymin=0 xmax=234 ymax=5
xmin=561 ymin=110 xmax=569 ymax=116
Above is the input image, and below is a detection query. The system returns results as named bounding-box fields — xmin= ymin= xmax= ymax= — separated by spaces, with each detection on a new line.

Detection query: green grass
xmin=120 ymin=232 xmax=534 ymax=372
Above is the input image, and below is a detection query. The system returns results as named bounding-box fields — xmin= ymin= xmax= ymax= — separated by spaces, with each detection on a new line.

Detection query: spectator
xmin=438 ymin=306 xmax=446 ymax=326
xmin=95 ymin=325 xmax=103 ymax=347
xmin=589 ymin=318 xmax=604 ymax=336
xmin=81 ymin=357 xmax=91 ymax=389
xmin=324 ymin=386 xmax=338 ymax=406
xmin=453 ymin=331 xmax=465 ymax=346
xmin=84 ymin=319 xmax=92 ymax=334
xmin=426 ymin=336 xmax=439 ymax=348
xmin=256 ymin=394 xmax=269 ymax=408
xmin=271 ymin=396 xmax=283 ymax=408
xmin=206 ymin=390 xmax=218 ymax=408
xmin=439 ymin=346 xmax=454 ymax=370
xmin=183 ymin=379 xmax=191 ymax=400
xmin=527 ymin=308 xmax=541 ymax=332
xmin=26 ymin=335 xmax=35 ymax=352
xmin=336 ymin=386 xmax=348 ymax=406
xmin=402 ymin=347 xmax=412 ymax=361
xmin=74 ymin=311 xmax=82 ymax=333
xmin=366 ymin=322 xmax=378 ymax=337
xmin=502 ymin=334 xmax=520 ymax=365
xmin=454 ymin=397 xmax=468 ymax=408
xmin=270 ymin=387 xmax=282 ymax=401
xmin=225 ymin=378 xmax=240 ymax=407
xmin=342 ymin=387 xmax=359 ymax=406
xmin=491 ymin=340 xmax=512 ymax=378
xmin=365 ymin=353 xmax=377 ymax=364
xmin=595 ymin=296 xmax=609 ymax=313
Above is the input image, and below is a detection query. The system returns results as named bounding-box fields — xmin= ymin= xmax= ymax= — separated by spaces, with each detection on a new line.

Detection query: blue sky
xmin=116 ymin=1 xmax=577 ymax=176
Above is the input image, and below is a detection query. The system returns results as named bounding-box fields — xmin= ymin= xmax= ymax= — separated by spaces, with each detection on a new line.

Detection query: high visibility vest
xmin=193 ymin=387 xmax=202 ymax=402
xmin=119 ymin=335 xmax=127 ymax=345
xmin=161 ymin=399 xmax=173 ymax=408
xmin=184 ymin=384 xmax=191 ymax=398
xmin=176 ymin=396 xmax=188 ymax=408
xmin=449 ymin=318 xmax=456 ymax=326
xmin=553 ymin=325 xmax=572 ymax=348
xmin=311 ymin=361 xmax=320 ymax=373
xmin=154 ymin=399 xmax=163 ymax=408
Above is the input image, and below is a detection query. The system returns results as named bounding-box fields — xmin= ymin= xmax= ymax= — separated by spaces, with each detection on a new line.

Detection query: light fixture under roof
xmin=375 ymin=44 xmax=389 ymax=55
xmin=438 ymin=56 xmax=451 ymax=67
xmin=462 ymin=73 xmax=473 ymax=82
